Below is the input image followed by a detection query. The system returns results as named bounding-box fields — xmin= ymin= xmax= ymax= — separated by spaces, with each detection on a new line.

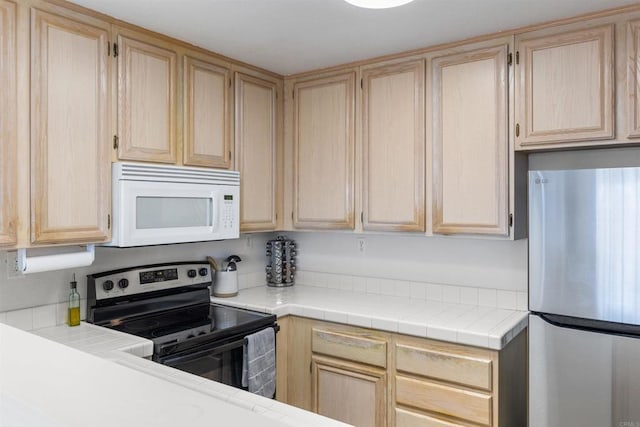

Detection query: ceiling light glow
xmin=344 ymin=0 xmax=416 ymax=9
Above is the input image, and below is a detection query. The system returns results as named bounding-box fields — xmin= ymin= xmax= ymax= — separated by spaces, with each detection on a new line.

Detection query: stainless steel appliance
xmin=529 ymin=167 xmax=640 ymax=427
xmin=106 ymin=162 xmax=240 ymax=247
xmin=87 ymin=262 xmax=277 ymax=390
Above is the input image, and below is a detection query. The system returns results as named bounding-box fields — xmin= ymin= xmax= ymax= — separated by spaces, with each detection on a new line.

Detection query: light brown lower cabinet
xmin=312 ymin=355 xmax=387 ymax=427
xmin=279 ymin=316 xmax=527 ymax=427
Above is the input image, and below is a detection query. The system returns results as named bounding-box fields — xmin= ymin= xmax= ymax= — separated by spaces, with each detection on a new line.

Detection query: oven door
xmin=159 ymin=335 xmax=246 ymax=389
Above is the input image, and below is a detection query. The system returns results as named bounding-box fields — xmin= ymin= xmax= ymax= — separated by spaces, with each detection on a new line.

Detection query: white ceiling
xmin=69 ymin=0 xmax=637 ymax=75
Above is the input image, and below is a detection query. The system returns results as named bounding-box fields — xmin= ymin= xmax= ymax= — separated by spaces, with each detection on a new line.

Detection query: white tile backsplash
xmin=352 ymin=277 xmax=366 ymax=293
xmin=517 ymin=292 xmax=528 ymax=311
xmin=32 ymin=304 xmax=57 ymax=330
xmin=296 ymin=270 xmax=525 ymax=311
xmin=409 ymin=282 xmax=427 ymax=299
xmin=425 ymin=283 xmax=443 ymax=301
xmin=478 ymin=288 xmax=498 ymax=307
xmin=442 ymin=286 xmax=461 ymax=303
xmin=5 ymin=308 xmax=33 ymax=330
xmin=460 ymin=287 xmax=479 ymax=306
xmin=337 ymin=275 xmax=353 ymax=291
xmin=497 ymin=290 xmax=518 ymax=309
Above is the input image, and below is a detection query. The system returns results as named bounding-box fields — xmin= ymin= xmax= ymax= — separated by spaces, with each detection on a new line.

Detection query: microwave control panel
xmin=222 ymin=194 xmax=235 ymax=230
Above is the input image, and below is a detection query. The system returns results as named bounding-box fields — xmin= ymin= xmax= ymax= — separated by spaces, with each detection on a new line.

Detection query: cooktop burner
xmin=106 ymin=303 xmax=274 ymax=345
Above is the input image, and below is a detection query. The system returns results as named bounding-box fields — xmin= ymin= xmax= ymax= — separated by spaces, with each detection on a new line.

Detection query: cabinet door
xmin=183 ymin=55 xmax=230 ymax=168
xmin=293 ymin=72 xmax=355 ymax=229
xmin=312 ymin=355 xmax=386 ymax=427
xmin=515 ymin=25 xmax=614 ymax=148
xmin=235 ymin=72 xmax=278 ymax=231
xmin=628 ymin=20 xmax=640 ymax=138
xmin=117 ymin=28 xmax=177 ymax=163
xmin=362 ymin=60 xmax=425 ymax=232
xmin=0 ymin=0 xmax=16 ymax=246
xmin=31 ymin=9 xmax=111 ymax=244
xmin=431 ymin=43 xmax=509 ymax=236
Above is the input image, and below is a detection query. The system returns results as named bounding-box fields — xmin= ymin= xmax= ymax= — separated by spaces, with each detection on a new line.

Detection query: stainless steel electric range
xmin=86 ymin=262 xmax=277 ymax=390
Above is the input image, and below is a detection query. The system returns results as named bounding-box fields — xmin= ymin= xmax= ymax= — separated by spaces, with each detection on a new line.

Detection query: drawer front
xmin=396 ymin=343 xmax=492 ymax=391
xmin=396 ymin=375 xmax=492 ymax=426
xmin=312 ymin=328 xmax=387 ymax=368
xmin=396 ymin=408 xmax=465 ymax=427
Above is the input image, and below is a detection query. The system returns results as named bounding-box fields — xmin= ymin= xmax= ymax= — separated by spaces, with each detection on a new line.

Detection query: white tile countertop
xmin=1 ymin=322 xmax=348 ymax=427
xmin=211 ymin=285 xmax=528 ymax=350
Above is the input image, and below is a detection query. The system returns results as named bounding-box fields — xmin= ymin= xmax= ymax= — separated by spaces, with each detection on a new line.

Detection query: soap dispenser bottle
xmin=68 ymin=274 xmax=80 ymax=327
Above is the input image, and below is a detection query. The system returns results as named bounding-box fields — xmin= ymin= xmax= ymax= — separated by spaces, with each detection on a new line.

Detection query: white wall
xmin=290 ymin=231 xmax=528 ymax=291
xmin=0 ymin=231 xmax=528 ymax=325
xmin=0 ymin=234 xmax=271 ymax=313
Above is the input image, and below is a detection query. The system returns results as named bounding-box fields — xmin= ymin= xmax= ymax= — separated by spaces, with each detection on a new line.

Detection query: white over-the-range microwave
xmin=105 ymin=162 xmax=240 ymax=247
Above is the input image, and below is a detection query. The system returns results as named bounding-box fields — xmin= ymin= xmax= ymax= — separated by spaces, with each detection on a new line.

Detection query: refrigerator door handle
xmin=537 ymin=312 xmax=640 ymax=339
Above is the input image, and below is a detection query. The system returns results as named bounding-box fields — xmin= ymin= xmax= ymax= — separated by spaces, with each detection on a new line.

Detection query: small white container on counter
xmin=212 ymin=271 xmax=238 ymax=297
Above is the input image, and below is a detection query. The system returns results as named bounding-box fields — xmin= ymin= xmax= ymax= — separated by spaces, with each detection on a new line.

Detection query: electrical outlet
xmin=5 ymin=251 xmax=24 ymax=279
xmin=358 ymin=239 xmax=366 ymax=254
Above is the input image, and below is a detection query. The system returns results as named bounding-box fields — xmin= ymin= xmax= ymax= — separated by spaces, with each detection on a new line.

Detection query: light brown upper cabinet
xmin=628 ymin=19 xmax=640 ymax=138
xmin=183 ymin=54 xmax=231 ymax=168
xmin=293 ymin=72 xmax=356 ymax=229
xmin=31 ymin=7 xmax=111 ymax=244
xmin=430 ymin=40 xmax=510 ymax=236
xmin=362 ymin=60 xmax=425 ymax=232
xmin=0 ymin=0 xmax=16 ymax=246
xmin=116 ymin=27 xmax=177 ymax=163
xmin=235 ymin=71 xmax=279 ymax=231
xmin=515 ymin=24 xmax=614 ymax=149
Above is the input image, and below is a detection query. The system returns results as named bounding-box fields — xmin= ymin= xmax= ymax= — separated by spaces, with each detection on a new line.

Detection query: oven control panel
xmin=90 ymin=263 xmax=211 ymax=301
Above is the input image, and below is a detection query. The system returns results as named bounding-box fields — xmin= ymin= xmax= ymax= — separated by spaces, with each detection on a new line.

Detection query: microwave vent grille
xmin=114 ymin=162 xmax=239 ymax=186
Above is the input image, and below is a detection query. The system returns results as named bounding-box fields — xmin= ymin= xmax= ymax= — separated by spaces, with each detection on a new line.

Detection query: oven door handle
xmin=160 ymin=337 xmax=245 ymax=364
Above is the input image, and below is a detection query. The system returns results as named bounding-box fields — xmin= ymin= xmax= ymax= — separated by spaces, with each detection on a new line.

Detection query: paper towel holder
xmin=16 ymin=244 xmax=95 ymax=275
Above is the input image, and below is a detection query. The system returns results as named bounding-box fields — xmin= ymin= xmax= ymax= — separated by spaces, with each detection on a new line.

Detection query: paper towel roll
xmin=17 ymin=245 xmax=95 ymax=274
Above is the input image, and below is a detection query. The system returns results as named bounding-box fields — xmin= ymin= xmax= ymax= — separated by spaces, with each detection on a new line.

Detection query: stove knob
xmin=198 ymin=268 xmax=208 ymax=277
xmin=187 ymin=269 xmax=197 ymax=278
xmin=187 ymin=334 xmax=195 ymax=339
xmin=118 ymin=278 xmax=129 ymax=289
xmin=103 ymin=280 xmax=114 ymax=291
xmin=198 ymin=331 xmax=207 ymax=336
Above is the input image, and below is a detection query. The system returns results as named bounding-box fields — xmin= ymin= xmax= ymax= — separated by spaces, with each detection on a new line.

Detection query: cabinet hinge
xmin=113 ymin=135 xmax=119 ymax=149
xmin=309 ymin=362 xmax=312 ymax=373
xmin=515 ymin=51 xmax=519 ymax=65
xmin=228 ymin=150 xmax=232 ymax=161
xmin=515 ymin=123 xmax=520 ymax=137
xmin=292 ymin=89 xmax=295 ymax=99
xmin=108 ymin=214 xmax=111 ymax=229
xmin=291 ymin=212 xmax=294 ymax=220
xmin=507 ymin=53 xmax=512 ymax=66
xmin=229 ymin=78 xmax=232 ymax=88
xmin=509 ymin=213 xmax=513 ymax=227
xmin=275 ymin=212 xmax=278 ymax=220
xmin=107 ymin=41 xmax=111 ymax=57
xmin=361 ymin=212 xmax=364 ymax=223
xmin=360 ymin=78 xmax=363 ymax=89
xmin=113 ymin=43 xmax=119 ymax=58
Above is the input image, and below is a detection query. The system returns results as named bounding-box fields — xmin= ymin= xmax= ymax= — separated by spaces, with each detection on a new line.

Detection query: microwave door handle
xmin=210 ymin=192 xmax=216 ymax=227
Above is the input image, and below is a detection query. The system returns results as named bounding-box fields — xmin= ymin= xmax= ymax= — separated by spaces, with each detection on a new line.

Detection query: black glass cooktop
xmin=106 ymin=303 xmax=274 ymax=341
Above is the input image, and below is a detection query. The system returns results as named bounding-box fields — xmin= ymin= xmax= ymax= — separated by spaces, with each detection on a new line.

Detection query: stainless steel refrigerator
xmin=529 ymin=167 xmax=640 ymax=427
